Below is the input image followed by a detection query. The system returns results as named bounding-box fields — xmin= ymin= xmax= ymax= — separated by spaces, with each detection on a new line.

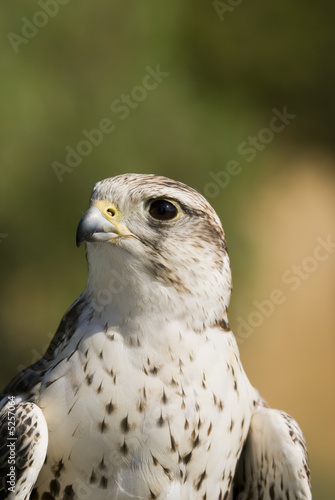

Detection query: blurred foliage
xmin=1 ymin=1 xmax=335 ymax=497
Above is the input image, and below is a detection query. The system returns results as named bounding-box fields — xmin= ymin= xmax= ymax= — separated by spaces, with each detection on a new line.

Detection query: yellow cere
xmin=92 ymin=200 xmax=133 ymax=239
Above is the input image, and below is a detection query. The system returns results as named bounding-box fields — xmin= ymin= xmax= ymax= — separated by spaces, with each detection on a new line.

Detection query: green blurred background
xmin=1 ymin=2 xmax=334 ymax=497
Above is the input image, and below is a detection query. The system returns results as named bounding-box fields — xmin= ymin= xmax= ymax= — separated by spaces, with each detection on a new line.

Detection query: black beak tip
xmin=76 ymin=235 xmax=83 ymax=248
xmin=76 ymin=221 xmax=86 ymax=247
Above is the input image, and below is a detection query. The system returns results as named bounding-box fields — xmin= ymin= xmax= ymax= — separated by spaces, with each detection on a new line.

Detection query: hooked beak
xmin=76 ymin=206 xmax=121 ymax=247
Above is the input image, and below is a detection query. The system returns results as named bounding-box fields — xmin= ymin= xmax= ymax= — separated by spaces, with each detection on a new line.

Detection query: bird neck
xmin=84 ymin=243 xmax=231 ymax=334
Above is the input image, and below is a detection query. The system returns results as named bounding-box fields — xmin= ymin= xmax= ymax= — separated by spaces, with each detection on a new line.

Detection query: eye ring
xmin=148 ymin=199 xmax=179 ymax=221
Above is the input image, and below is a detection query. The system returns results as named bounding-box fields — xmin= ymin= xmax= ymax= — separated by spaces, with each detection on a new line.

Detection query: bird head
xmin=76 ymin=174 xmax=232 ymax=332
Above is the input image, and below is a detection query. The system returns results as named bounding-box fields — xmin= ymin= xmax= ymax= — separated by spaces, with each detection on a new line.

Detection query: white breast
xmin=35 ymin=315 xmax=256 ymax=499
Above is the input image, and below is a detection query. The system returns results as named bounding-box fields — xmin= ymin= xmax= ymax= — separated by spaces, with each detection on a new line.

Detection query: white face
xmin=77 ymin=174 xmax=232 ymax=331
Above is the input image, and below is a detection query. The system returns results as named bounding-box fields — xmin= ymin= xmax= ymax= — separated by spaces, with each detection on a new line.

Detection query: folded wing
xmin=0 ymin=399 xmax=48 ymax=500
xmin=233 ymin=405 xmax=311 ymax=500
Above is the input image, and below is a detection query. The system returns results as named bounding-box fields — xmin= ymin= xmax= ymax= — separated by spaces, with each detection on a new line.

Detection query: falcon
xmin=0 ymin=174 xmax=311 ymax=499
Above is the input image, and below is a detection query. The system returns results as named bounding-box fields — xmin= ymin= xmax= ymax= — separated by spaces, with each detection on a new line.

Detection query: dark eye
xmin=149 ymin=199 xmax=178 ymax=221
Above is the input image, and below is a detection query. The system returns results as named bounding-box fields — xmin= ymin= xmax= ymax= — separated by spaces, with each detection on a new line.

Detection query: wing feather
xmin=233 ymin=406 xmax=311 ymax=500
xmin=0 ymin=400 xmax=48 ymax=499
xmin=0 ymin=295 xmax=86 ymax=499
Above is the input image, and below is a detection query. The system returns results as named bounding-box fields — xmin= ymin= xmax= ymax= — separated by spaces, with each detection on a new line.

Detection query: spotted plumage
xmin=0 ymin=174 xmax=311 ymax=499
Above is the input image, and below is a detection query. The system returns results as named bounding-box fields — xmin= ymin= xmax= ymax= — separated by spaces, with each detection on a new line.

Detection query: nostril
xmin=107 ymin=208 xmax=116 ymax=217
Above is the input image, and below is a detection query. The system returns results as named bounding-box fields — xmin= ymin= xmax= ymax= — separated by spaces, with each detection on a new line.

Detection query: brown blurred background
xmin=1 ymin=2 xmax=334 ymax=497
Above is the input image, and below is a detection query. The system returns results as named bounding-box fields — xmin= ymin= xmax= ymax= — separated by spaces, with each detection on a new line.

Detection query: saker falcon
xmin=0 ymin=174 xmax=311 ymax=499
